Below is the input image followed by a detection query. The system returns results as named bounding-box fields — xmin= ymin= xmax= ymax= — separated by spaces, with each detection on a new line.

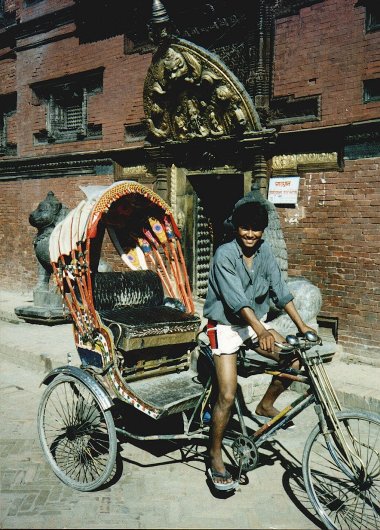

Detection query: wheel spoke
xmin=38 ymin=375 xmax=116 ymax=491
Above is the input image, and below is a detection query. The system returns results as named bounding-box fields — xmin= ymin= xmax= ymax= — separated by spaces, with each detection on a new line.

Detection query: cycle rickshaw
xmin=37 ymin=181 xmax=380 ymax=530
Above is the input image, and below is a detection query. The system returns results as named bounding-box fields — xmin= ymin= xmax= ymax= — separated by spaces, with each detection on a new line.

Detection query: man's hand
xmin=257 ymin=329 xmax=275 ymax=352
xmin=298 ymin=324 xmax=317 ymax=336
xmin=284 ymin=302 xmax=318 ymax=338
xmin=239 ymin=307 xmax=276 ymax=352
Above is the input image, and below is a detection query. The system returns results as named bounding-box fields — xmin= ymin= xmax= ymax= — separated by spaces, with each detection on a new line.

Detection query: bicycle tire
xmin=302 ymin=410 xmax=380 ymax=530
xmin=38 ymin=374 xmax=117 ymax=492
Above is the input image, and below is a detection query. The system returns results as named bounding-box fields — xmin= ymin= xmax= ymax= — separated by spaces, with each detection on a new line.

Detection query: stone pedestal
xmin=15 ymin=288 xmax=71 ymax=325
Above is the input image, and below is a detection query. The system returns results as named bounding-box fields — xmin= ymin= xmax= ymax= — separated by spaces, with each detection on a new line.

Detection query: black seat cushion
xmin=93 ymin=270 xmax=164 ymax=310
xmin=100 ymin=306 xmax=200 ymax=337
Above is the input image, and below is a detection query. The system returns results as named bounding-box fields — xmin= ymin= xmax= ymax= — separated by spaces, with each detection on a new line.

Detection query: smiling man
xmin=203 ymin=201 xmax=315 ymax=491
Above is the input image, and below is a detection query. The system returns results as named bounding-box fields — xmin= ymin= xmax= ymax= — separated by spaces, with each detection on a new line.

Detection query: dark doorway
xmin=186 ymin=173 xmax=244 ymax=298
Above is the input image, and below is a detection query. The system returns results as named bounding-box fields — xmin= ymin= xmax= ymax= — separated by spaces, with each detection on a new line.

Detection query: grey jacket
xmin=203 ymin=239 xmax=293 ymax=325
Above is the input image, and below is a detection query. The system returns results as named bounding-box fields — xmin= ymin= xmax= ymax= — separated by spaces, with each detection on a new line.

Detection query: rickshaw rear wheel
xmin=38 ymin=374 xmax=117 ymax=491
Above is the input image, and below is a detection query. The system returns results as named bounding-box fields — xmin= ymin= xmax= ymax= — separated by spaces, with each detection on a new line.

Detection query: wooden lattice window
xmin=356 ymin=0 xmax=380 ymax=32
xmin=363 ymin=79 xmax=380 ymax=103
xmin=366 ymin=3 xmax=380 ymax=31
xmin=46 ymin=86 xmax=87 ymax=141
xmin=0 ymin=93 xmax=17 ymax=156
xmin=32 ymin=69 xmax=103 ymax=144
xmin=0 ymin=0 xmax=16 ymax=27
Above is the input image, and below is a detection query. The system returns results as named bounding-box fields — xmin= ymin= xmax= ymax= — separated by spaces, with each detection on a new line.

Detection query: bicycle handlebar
xmin=197 ymin=328 xmax=321 ymax=356
xmin=274 ymin=341 xmax=294 ymax=352
xmin=274 ymin=332 xmax=322 ymax=353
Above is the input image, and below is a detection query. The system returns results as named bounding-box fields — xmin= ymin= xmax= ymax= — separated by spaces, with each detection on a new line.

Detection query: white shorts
xmin=207 ymin=318 xmax=270 ymax=355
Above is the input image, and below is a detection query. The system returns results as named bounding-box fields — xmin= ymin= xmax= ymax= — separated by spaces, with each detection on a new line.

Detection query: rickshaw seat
xmin=93 ymin=271 xmax=200 ymax=351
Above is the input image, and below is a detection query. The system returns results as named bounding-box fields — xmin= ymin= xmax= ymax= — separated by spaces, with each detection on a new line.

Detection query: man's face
xmin=237 ymin=225 xmax=263 ymax=250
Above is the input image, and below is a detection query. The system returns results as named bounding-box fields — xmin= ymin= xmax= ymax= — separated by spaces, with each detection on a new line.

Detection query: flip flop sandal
xmin=207 ymin=468 xmax=239 ymax=491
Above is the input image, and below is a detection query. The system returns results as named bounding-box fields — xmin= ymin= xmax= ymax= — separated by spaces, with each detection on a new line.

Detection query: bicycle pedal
xmin=282 ymin=420 xmax=295 ymax=430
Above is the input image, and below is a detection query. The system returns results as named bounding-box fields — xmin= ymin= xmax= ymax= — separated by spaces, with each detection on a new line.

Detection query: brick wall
xmin=277 ymin=158 xmax=380 ymax=361
xmin=0 ymin=175 xmax=113 ymax=292
xmin=273 ymin=0 xmax=380 ymax=130
xmin=1 ymin=9 xmax=151 ymax=157
xmin=14 ymin=33 xmax=150 ymax=158
xmin=0 ymin=2 xmax=153 ymax=291
xmin=273 ymin=0 xmax=380 ymax=362
xmin=0 ymin=58 xmax=16 ymax=92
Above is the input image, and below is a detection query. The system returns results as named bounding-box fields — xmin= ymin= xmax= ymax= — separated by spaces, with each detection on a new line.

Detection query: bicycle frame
xmin=299 ymin=346 xmax=370 ymax=482
xmin=240 ymin=340 xmax=371 ymax=483
xmin=211 ymin=339 xmax=374 ymax=483
xmin=112 ymin=345 xmax=316 ymax=451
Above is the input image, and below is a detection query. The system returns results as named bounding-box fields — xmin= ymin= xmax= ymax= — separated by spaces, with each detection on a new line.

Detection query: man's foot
xmin=255 ymin=404 xmax=280 ymax=418
xmin=254 ymin=405 xmax=295 ymax=429
xmin=208 ymin=454 xmax=236 ymax=488
xmin=207 ymin=468 xmax=239 ymax=492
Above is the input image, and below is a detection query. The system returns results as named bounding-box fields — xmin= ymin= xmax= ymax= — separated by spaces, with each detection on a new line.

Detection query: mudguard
xmin=40 ymin=365 xmax=114 ymax=411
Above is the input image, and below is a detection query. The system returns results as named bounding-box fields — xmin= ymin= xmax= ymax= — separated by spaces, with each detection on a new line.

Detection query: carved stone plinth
xmin=15 ymin=288 xmax=71 ymax=326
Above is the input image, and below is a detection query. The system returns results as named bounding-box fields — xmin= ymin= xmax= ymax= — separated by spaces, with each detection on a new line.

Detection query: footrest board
xmin=127 ymin=369 xmax=204 ymax=416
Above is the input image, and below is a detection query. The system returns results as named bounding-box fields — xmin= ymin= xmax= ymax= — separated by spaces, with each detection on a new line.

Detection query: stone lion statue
xmin=29 ymin=191 xmax=113 ymax=292
xmin=29 ymin=191 xmax=70 ymax=289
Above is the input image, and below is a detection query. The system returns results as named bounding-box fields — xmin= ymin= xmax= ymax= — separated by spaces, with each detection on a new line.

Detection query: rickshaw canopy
xmin=49 ymin=181 xmax=176 ymax=264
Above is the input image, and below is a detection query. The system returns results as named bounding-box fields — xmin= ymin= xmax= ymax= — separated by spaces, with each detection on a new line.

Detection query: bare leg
xmin=255 ymin=378 xmax=291 ymax=417
xmin=254 ymin=329 xmax=300 ymax=418
xmin=209 ymin=353 xmax=237 ymax=485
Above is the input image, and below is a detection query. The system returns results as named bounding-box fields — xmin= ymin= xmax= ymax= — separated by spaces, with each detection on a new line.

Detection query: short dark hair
xmin=231 ymin=201 xmax=268 ymax=230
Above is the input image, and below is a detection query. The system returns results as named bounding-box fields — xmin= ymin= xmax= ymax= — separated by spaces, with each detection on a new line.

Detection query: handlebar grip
xmin=296 ymin=331 xmax=320 ymax=343
xmin=248 ymin=333 xmax=321 ymax=353
xmin=274 ymin=341 xmax=295 ymax=352
xmin=304 ymin=330 xmax=320 ymax=343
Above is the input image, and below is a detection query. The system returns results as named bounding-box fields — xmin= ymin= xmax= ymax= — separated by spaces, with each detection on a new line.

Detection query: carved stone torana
xmin=143 ymin=0 xmax=277 ymax=173
xmin=143 ymin=39 xmax=262 ymax=143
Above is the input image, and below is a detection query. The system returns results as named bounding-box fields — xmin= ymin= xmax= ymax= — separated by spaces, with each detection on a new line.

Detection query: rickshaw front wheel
xmin=38 ymin=374 xmax=117 ymax=491
xmin=302 ymin=410 xmax=380 ymax=530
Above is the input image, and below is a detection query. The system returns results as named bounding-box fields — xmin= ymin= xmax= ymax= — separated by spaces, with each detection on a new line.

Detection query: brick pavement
xmin=1 ymin=290 xmax=379 ymax=528
xmin=0 ymin=359 xmax=323 ymax=529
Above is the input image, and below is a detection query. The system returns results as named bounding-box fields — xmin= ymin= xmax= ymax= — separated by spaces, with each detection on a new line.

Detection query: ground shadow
xmin=109 ymin=384 xmax=325 ymax=526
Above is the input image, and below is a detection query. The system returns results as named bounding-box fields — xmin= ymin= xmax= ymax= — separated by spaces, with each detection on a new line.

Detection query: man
xmin=203 ymin=201 xmax=315 ymax=491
